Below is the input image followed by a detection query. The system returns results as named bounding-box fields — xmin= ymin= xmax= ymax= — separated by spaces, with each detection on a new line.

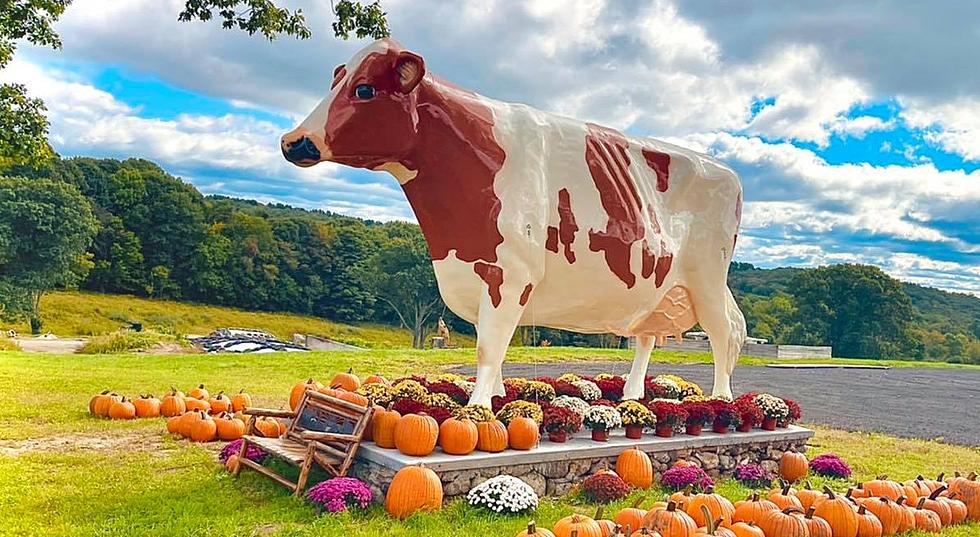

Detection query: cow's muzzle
xmin=281 ymin=129 xmax=328 ymax=167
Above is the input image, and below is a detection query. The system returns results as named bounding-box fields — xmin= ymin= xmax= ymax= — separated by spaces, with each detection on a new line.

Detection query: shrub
xmin=649 ymin=400 xmax=688 ymax=430
xmin=519 ymin=380 xmax=556 ymax=402
xmin=496 ymin=400 xmax=544 ymax=425
xmin=583 ymin=405 xmax=622 ymax=431
xmin=681 ymin=402 xmax=715 ymax=427
xmin=219 ymin=439 xmax=266 ymax=463
xmin=594 ymin=376 xmax=625 ymax=401
xmin=467 ymin=475 xmax=539 ymax=513
xmin=809 ymin=453 xmax=852 ymax=478
xmin=78 ymin=330 xmax=189 ymax=354
xmin=734 ymin=463 xmax=774 ymax=488
xmin=542 ymin=405 xmax=582 ymax=435
xmin=661 ymin=465 xmax=714 ymax=491
xmin=551 ymin=395 xmax=590 ymax=417
xmin=0 ymin=338 xmax=19 ymax=351
xmin=582 ymin=472 xmax=630 ymax=503
xmin=306 ymin=477 xmax=373 ymax=513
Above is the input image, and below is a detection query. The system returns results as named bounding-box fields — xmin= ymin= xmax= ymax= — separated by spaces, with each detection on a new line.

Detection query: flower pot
xmin=685 ymin=423 xmax=702 ymax=436
xmin=736 ymin=422 xmax=752 ymax=433
xmin=591 ymin=429 xmax=609 ymax=442
xmin=761 ymin=417 xmax=777 ymax=431
xmin=625 ymin=425 xmax=644 ymax=439
xmin=548 ymin=430 xmax=568 ymax=443
xmin=655 ymin=425 xmax=673 ymax=438
xmin=712 ymin=422 xmax=729 ymax=434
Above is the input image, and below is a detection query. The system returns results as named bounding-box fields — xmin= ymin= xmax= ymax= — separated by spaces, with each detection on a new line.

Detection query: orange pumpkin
xmin=794 ymin=482 xmax=823 ymax=511
xmin=795 ymin=506 xmax=832 ymax=537
xmin=215 ymin=412 xmax=246 ymax=441
xmin=614 ymin=497 xmax=649 ymax=534
xmin=947 ymin=472 xmax=979 ymax=521
xmin=508 ymin=416 xmax=541 ymax=450
xmin=595 ymin=507 xmax=618 ymax=537
xmin=330 ymin=368 xmax=361 ymax=391
xmin=812 ymin=486 xmax=858 ymax=537
xmin=894 ymin=497 xmax=916 ymax=533
xmin=363 ymin=374 xmax=390 ymax=386
xmin=289 ymin=378 xmax=323 ymax=410
xmin=93 ymin=391 xmax=122 ymax=417
xmin=862 ymin=476 xmax=903 ymax=501
xmin=384 ymin=465 xmax=443 ymax=519
xmin=190 ymin=412 xmax=217 ymax=442
xmin=767 ymin=483 xmax=803 ymax=511
xmin=438 ymin=417 xmax=478 ymax=455
xmin=516 ymin=521 xmax=556 ymax=537
xmin=88 ymin=390 xmax=112 ymax=415
xmin=188 ymin=384 xmax=209 ymax=400
xmin=554 ymin=514 xmax=603 ymax=537
xmin=685 ymin=487 xmax=735 ymax=527
xmin=862 ymin=497 xmax=904 ymax=535
xmin=693 ymin=506 xmax=735 ymax=537
xmin=394 ymin=413 xmax=439 ymax=456
xmin=165 ymin=415 xmax=181 ymax=434
xmin=372 ymin=407 xmax=401 ymax=449
xmin=913 ymin=498 xmax=942 ymax=533
xmin=756 ymin=507 xmax=808 ymax=537
xmin=673 ymin=459 xmax=697 ymax=469
xmin=732 ymin=493 xmax=778 ymax=524
xmin=779 ymin=451 xmax=809 ymax=483
xmin=727 ymin=522 xmax=764 ymax=537
xmin=669 ymin=487 xmax=694 ymax=510
xmin=945 ymin=493 xmax=968 ymax=525
xmin=476 ymin=420 xmax=508 ymax=453
xmin=917 ymin=486 xmax=952 ymax=526
xmin=184 ymin=397 xmax=210 ymax=413
xmin=107 ymin=397 xmax=137 ymax=420
xmin=224 ymin=454 xmax=240 ymax=473
xmin=253 ymin=416 xmax=282 ymax=438
xmin=160 ymin=388 xmax=186 ymax=417
xmin=177 ymin=409 xmax=205 ymax=437
xmin=642 ymin=501 xmax=696 ymax=537
xmin=854 ymin=505 xmax=882 ymax=537
xmin=208 ymin=391 xmax=232 ymax=414
xmin=904 ymin=476 xmax=933 ymax=500
xmin=133 ymin=394 xmax=161 ymax=418
xmin=363 ymin=404 xmax=383 ymax=442
xmin=230 ymin=389 xmax=252 ymax=412
xmin=617 ymin=448 xmax=654 ymax=489
xmin=629 ymin=528 xmax=659 ymax=537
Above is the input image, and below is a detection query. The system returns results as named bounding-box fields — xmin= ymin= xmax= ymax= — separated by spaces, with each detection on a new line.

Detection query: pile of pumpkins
xmin=517 ymin=451 xmax=980 ymax=537
xmin=290 ymin=372 xmax=543 ymax=458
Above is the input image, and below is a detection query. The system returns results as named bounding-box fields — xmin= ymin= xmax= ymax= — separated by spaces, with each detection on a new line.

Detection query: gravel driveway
xmin=449 ymin=362 xmax=980 ymax=446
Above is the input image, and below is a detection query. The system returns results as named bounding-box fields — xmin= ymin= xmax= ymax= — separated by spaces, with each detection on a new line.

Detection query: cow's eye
xmin=355 ymin=84 xmax=376 ymax=100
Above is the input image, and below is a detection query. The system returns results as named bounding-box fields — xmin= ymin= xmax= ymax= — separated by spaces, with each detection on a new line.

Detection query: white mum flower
xmin=467 ymin=475 xmax=539 ymax=513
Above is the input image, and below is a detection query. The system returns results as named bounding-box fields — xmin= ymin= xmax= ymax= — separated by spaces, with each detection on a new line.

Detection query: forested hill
xmin=2 ymin=156 xmax=977 ymax=362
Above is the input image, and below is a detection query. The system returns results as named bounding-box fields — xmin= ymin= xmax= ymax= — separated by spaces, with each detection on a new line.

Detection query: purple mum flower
xmin=660 ymin=466 xmax=714 ymax=491
xmin=219 ymin=439 xmax=267 ymax=463
xmin=734 ymin=463 xmax=773 ymax=488
xmin=306 ymin=477 xmax=374 ymax=513
xmin=809 ymin=453 xmax=852 ymax=478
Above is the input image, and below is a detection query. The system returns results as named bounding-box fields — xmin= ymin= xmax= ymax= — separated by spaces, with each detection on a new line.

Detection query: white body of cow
xmin=282 ymin=39 xmax=747 ymax=407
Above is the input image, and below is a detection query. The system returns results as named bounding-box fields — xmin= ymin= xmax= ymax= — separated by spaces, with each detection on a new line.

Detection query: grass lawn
xmin=1 ymin=349 xmax=978 ymax=536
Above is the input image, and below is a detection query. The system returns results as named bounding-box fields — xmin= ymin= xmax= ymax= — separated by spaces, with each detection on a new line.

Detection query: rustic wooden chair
xmin=232 ymin=389 xmax=374 ymax=495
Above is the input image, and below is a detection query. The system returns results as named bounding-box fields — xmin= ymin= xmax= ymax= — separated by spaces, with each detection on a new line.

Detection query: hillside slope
xmin=0 ymin=291 xmax=475 ymax=349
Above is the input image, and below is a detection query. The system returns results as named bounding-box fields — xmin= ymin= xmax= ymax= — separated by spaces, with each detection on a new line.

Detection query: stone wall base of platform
xmin=350 ymin=435 xmax=811 ymax=502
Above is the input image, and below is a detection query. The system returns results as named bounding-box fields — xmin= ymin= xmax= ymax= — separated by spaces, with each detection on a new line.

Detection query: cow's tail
xmin=724 ymin=288 xmax=747 ymax=374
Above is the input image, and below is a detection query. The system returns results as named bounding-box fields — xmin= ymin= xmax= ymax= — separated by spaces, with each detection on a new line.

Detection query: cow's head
xmin=281 ymin=38 xmax=426 ymax=171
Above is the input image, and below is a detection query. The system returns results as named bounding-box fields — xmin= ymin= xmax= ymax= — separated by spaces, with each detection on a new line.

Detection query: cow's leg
xmin=686 ymin=281 xmax=746 ymax=400
xmin=623 ymin=335 xmax=655 ymax=400
xmin=468 ymin=299 xmax=525 ymax=407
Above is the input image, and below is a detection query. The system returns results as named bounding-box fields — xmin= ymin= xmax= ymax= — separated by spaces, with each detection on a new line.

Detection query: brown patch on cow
xmin=654 ymin=253 xmax=673 ymax=288
xmin=585 ymin=124 xmax=645 ymax=288
xmin=473 ymin=262 xmax=503 ymax=307
xmin=641 ymin=240 xmax=656 ymax=279
xmin=327 ymin=43 xmax=506 ymax=265
xmin=519 ymin=283 xmax=533 ymax=306
xmin=642 ymin=148 xmax=671 ymax=192
xmin=545 ymin=226 xmax=559 ymax=253
xmin=557 ymin=188 xmax=578 ymax=263
xmin=733 ymin=191 xmax=743 ymax=251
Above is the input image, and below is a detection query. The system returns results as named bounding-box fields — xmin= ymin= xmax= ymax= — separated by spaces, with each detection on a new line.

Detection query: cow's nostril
xmin=282 ymin=136 xmax=321 ymax=163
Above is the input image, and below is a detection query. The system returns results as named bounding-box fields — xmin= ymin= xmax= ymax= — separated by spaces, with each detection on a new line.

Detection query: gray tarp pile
xmin=189 ymin=328 xmax=309 ymax=353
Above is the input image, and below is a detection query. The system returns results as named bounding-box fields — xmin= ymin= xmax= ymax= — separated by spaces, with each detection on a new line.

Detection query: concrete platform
xmin=357 ymin=425 xmax=814 ymax=472
xmin=765 ymin=364 xmax=890 ymax=370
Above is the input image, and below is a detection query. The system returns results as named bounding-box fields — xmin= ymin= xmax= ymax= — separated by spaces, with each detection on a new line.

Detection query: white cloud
xmin=901 ymin=97 xmax=980 ymax=161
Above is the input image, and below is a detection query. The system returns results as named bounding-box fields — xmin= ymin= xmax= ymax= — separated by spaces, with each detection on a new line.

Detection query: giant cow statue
xmin=282 ymin=38 xmax=747 ymax=406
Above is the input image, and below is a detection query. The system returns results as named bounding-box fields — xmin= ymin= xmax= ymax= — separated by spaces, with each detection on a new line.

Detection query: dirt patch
xmin=0 ymin=430 xmax=169 ymax=456
xmin=14 ymin=337 xmax=85 ymax=354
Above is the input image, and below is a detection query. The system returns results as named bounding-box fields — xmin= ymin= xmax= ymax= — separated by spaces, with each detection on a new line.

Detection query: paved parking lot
xmin=450 ymin=362 xmax=980 ymax=446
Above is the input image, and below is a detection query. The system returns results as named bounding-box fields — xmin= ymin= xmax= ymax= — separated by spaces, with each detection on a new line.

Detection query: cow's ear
xmin=395 ymin=51 xmax=425 ymax=93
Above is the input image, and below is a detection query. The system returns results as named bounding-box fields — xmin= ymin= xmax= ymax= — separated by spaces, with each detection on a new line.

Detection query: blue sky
xmin=2 ymin=1 xmax=977 ymax=295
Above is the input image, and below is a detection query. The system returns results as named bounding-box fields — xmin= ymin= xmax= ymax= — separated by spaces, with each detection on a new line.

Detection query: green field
xmin=1 ymin=349 xmax=978 ymax=537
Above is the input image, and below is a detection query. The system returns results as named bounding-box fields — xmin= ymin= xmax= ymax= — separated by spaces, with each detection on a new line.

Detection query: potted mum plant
xmin=681 ymin=401 xmax=714 ymax=436
xmin=542 ymin=405 xmax=582 ymax=443
xmin=649 ymin=401 xmax=687 ymax=438
xmin=754 ymin=393 xmax=790 ymax=431
xmin=707 ymin=399 xmax=742 ymax=434
xmin=616 ymin=400 xmax=653 ymax=439
xmin=779 ymin=397 xmax=802 ymax=427
xmin=583 ymin=405 xmax=622 ymax=442
xmin=734 ymin=398 xmax=763 ymax=432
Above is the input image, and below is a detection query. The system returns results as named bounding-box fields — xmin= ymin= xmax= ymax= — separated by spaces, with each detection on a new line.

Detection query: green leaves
xmin=0 ymin=0 xmax=71 ymax=68
xmin=0 ymin=83 xmax=55 ymax=169
xmin=178 ymin=0 xmax=389 ymax=41
xmin=332 ymin=0 xmax=390 ymax=40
